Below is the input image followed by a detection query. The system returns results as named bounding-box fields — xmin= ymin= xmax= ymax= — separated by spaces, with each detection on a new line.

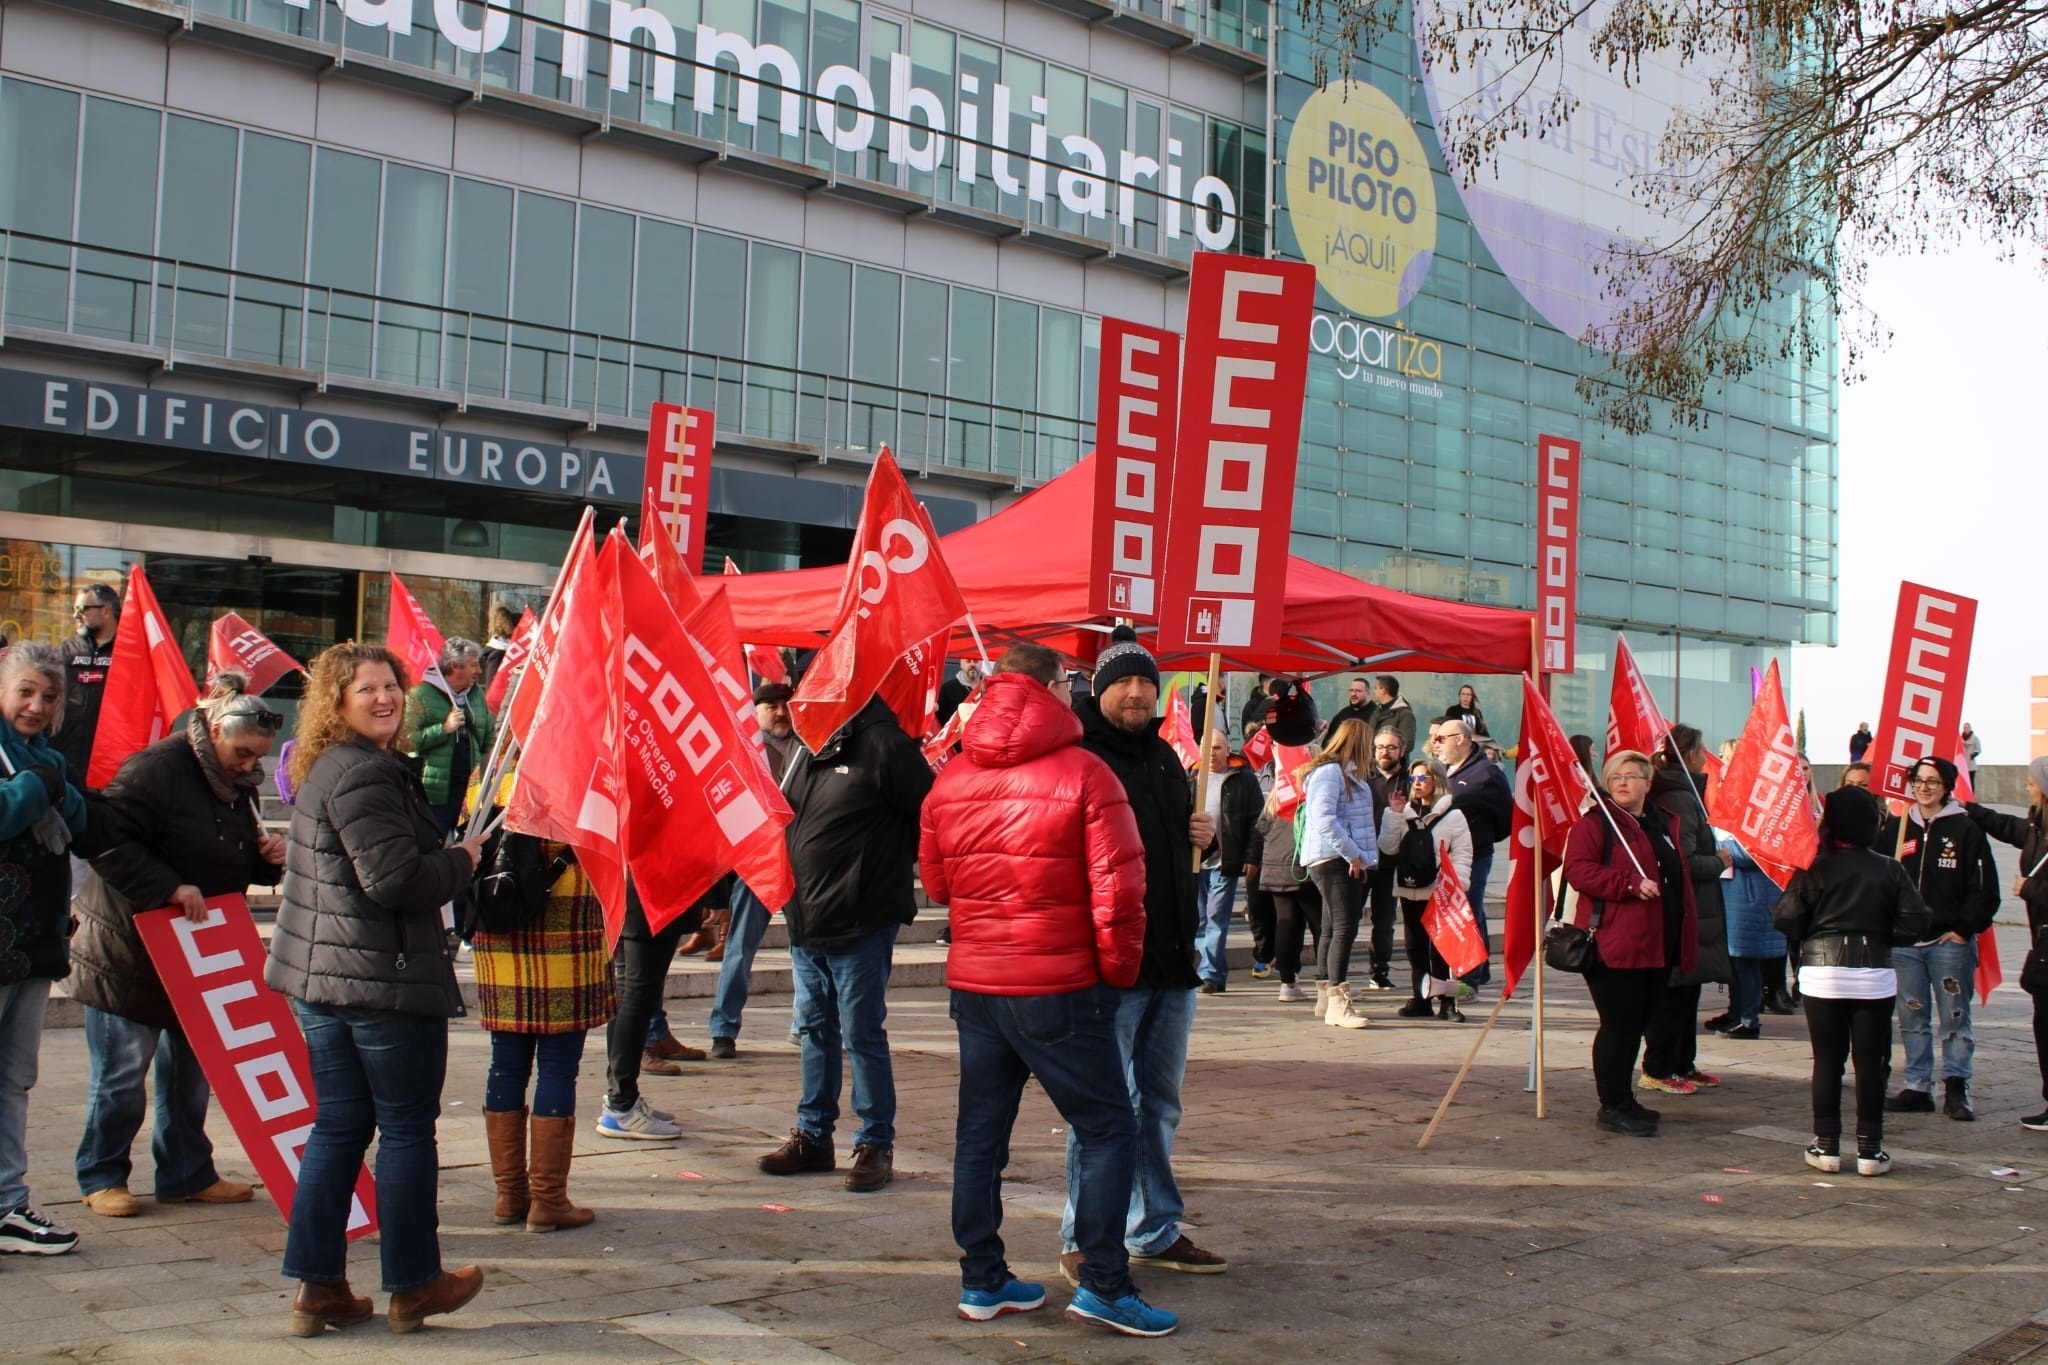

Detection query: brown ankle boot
xmin=484 ymin=1107 xmax=529 ymax=1225
xmin=704 ymin=909 xmax=730 ymax=963
xmin=387 ymin=1266 xmax=484 ymax=1333
xmin=674 ymin=911 xmax=716 ymax=955
xmin=525 ymin=1115 xmax=595 ymax=1233
xmin=288 ymin=1279 xmax=373 ymax=1336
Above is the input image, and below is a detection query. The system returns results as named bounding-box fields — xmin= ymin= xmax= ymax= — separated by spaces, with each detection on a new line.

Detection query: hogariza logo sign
xmin=301 ymin=0 xmax=1241 ymax=250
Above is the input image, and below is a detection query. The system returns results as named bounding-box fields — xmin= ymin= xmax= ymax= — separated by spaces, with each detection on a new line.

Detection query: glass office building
xmin=0 ymin=0 xmax=1831 ymax=743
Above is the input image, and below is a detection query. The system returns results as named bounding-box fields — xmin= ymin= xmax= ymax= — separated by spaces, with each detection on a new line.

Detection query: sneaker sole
xmin=1857 ymin=1161 xmax=1891 ymax=1177
xmin=1805 ymin=1153 xmax=1842 ymax=1173
xmin=1065 ymin=1304 xmax=1179 ymax=1337
xmin=1127 ymin=1258 xmax=1227 ymax=1274
xmin=2022 ymin=1120 xmax=2048 ymax=1132
xmin=594 ymin=1125 xmax=680 ymax=1141
xmin=957 ymin=1294 xmax=1045 ymax=1321
xmin=0 ymin=1237 xmax=79 ymax=1255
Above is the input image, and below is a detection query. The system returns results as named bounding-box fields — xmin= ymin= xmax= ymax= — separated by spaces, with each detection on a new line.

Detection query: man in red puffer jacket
xmin=919 ymin=644 xmax=1174 ymax=1335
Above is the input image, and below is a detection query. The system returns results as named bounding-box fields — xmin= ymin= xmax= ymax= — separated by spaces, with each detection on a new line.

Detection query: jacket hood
xmin=1651 ymin=763 xmax=1706 ymax=802
xmin=959 ymin=673 xmax=1082 ymax=768
xmin=1908 ymin=799 xmax=1969 ymax=828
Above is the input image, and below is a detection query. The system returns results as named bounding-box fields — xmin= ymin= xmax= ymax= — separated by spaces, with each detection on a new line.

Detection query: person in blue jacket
xmin=1715 ymin=831 xmax=1789 ymax=1039
xmin=0 ymin=641 xmax=91 ymax=1256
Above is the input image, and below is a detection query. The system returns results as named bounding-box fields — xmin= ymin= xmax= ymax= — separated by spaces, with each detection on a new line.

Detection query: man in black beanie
xmin=1056 ymin=626 xmax=1227 ymax=1282
xmin=1875 ymin=756 xmax=1999 ymax=1120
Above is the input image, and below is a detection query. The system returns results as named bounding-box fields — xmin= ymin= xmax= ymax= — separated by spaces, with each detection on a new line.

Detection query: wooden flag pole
xmin=1530 ymin=619 xmax=1548 ymax=1120
xmin=1189 ymin=651 xmax=1224 ymax=874
xmin=1418 ymin=991 xmax=1512 ymax=1151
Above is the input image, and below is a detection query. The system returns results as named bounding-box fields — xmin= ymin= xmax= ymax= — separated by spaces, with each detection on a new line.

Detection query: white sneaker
xmin=1803 ymin=1143 xmax=1841 ymax=1174
xmin=595 ymin=1097 xmax=681 ymax=1140
xmin=1277 ymin=982 xmax=1304 ymax=1002
xmin=0 ymin=1204 xmax=79 ymax=1255
xmin=1856 ymin=1149 xmax=1891 ymax=1177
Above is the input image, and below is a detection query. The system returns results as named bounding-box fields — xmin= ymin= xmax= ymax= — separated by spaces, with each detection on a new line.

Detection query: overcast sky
xmin=1790 ymin=239 xmax=2044 ymax=766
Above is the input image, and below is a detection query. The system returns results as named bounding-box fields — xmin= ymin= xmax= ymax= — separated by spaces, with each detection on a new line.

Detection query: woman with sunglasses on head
xmin=70 ymin=672 xmax=286 ymax=1220
xmin=1379 ymin=758 xmax=1473 ymax=1020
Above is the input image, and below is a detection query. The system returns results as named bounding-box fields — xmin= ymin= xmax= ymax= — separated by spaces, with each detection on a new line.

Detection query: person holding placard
xmin=1380 ymin=759 xmax=1474 ymax=1020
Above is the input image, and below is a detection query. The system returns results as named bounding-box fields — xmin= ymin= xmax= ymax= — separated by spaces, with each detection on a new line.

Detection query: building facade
xmin=0 ymin=0 xmax=1832 ymax=744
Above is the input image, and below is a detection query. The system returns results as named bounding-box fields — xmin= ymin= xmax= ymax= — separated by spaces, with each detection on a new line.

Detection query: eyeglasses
xmin=1908 ymin=776 xmax=1944 ymax=788
xmin=72 ymin=604 xmax=104 ymax=616
xmin=220 ymin=699 xmax=285 ymax=733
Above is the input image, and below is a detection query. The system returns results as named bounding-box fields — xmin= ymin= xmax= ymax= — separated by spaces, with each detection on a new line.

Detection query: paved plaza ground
xmin=11 ymin=823 xmax=2048 ymax=1362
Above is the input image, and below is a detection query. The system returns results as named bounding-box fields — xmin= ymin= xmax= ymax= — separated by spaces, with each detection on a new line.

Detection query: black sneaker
xmin=1199 ymin=979 xmax=1225 ymax=995
xmin=1804 ymin=1140 xmax=1841 ymax=1173
xmin=1884 ymin=1088 xmax=1936 ymax=1113
xmin=1624 ymin=1100 xmax=1661 ymax=1124
xmin=1397 ymin=997 xmax=1432 ymax=1018
xmin=0 ymin=1205 xmax=78 ymax=1255
xmin=710 ymin=1037 xmax=737 ymax=1059
xmin=1370 ymin=972 xmax=1395 ymax=991
xmin=1720 ymin=1023 xmax=1761 ymax=1040
xmin=1943 ymin=1078 xmax=1975 ymax=1122
xmin=1701 ymin=1013 xmax=1733 ymax=1034
xmin=2022 ymin=1110 xmax=2048 ymax=1132
xmin=1597 ymin=1106 xmax=1657 ymax=1137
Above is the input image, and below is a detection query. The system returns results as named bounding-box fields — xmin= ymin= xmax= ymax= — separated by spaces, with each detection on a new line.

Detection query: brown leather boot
xmin=525 ymin=1115 xmax=595 ymax=1233
xmin=288 ymin=1280 xmax=374 ymax=1337
xmin=757 ymin=1129 xmax=835 ymax=1175
xmin=649 ymin=1032 xmax=706 ymax=1062
xmin=387 ymin=1266 xmax=484 ymax=1333
xmin=484 ymin=1107 xmax=529 ymax=1224
xmin=704 ymin=909 xmax=730 ymax=963
xmin=674 ymin=911 xmax=716 ymax=955
xmin=844 ymin=1142 xmax=894 ymax=1193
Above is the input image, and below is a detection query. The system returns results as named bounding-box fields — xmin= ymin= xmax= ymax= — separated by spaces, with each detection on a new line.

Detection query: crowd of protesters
xmin=2 ymin=609 xmax=2046 ymax=1343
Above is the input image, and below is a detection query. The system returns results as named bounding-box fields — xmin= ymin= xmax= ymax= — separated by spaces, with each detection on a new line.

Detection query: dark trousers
xmin=487 ymin=1031 xmax=588 ymax=1118
xmin=950 ymin=986 xmax=1135 ymax=1299
xmin=1269 ymin=889 xmax=1322 ymax=983
xmin=1244 ymin=884 xmax=1275 ymax=965
xmin=1308 ymin=861 xmax=1367 ymax=986
xmin=1584 ymin=962 xmax=1663 ymax=1108
xmin=1804 ymin=995 xmax=1892 ymax=1144
xmin=1401 ymin=899 xmax=1448 ymax=997
xmin=2034 ymin=993 xmax=2048 ymax=1106
xmin=606 ymin=901 xmax=690 ymax=1111
xmin=1368 ymin=863 xmax=1399 ymax=976
xmin=1643 ymin=980 xmax=1702 ymax=1079
xmin=1764 ymin=955 xmax=1790 ymax=999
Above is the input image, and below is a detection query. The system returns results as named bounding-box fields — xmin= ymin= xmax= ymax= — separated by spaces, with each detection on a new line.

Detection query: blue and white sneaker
xmin=1065 ymin=1287 xmax=1179 ymax=1337
xmin=1249 ymin=960 xmax=1273 ymax=980
xmin=594 ymin=1096 xmax=681 ymax=1140
xmin=957 ymin=1278 xmax=1046 ymax=1321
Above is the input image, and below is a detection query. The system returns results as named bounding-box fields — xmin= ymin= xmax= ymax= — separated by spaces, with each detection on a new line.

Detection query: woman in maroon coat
xmin=1563 ymin=749 xmax=1698 ymax=1138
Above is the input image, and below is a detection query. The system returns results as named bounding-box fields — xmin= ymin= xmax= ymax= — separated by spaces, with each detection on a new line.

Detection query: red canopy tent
xmin=720 ymin=453 xmax=1537 ymax=677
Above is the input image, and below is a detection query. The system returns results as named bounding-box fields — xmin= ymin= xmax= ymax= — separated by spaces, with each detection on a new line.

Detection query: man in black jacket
xmin=54 ymin=583 xmax=120 ymax=784
xmin=1876 ymin=757 xmax=2000 ymax=1120
xmin=1058 ymin=627 xmax=1226 ymax=1284
xmin=757 ymin=695 xmax=932 ymax=1192
xmin=1362 ymin=728 xmax=1409 ymax=991
xmin=1197 ymin=730 xmax=1261 ymax=994
xmin=1430 ymin=715 xmax=1512 ymax=986
xmin=1328 ymin=677 xmax=1375 ymax=737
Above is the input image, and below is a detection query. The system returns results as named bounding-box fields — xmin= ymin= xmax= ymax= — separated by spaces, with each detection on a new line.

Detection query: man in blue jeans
xmin=757 ymin=695 xmax=931 ymax=1192
xmin=708 ymin=683 xmax=799 ymax=1058
xmin=1061 ymin=627 xmax=1225 ymax=1280
xmin=1195 ymin=730 xmax=1261 ymax=994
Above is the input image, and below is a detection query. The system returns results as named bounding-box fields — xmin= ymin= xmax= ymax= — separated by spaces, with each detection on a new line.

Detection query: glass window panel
xmin=849 ymin=265 xmax=899 ymax=451
xmin=444 ymin=178 xmax=512 ymax=399
xmin=308 ymin=148 xmax=380 ymax=377
xmin=377 ymin=164 xmax=448 ymax=387
xmin=946 ymin=285 xmax=992 ymax=468
xmin=573 ymin=205 xmax=633 ymax=415
xmin=75 ymin=97 xmax=161 ymax=344
xmin=0 ymin=81 xmax=80 ymax=330
xmin=506 ymin=190 xmax=573 ymax=404
xmin=745 ymin=242 xmax=798 ymax=440
xmin=692 ymin=229 xmax=747 ymax=415
xmin=798 ymin=253 xmax=850 ymax=446
xmin=232 ymin=132 xmax=310 ymax=366
xmin=158 ymin=115 xmax=237 ymax=354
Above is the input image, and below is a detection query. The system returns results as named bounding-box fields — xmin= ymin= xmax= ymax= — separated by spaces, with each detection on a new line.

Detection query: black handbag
xmin=1543 ymin=815 xmax=1614 ymax=974
xmin=2020 ymin=923 xmax=2048 ymax=997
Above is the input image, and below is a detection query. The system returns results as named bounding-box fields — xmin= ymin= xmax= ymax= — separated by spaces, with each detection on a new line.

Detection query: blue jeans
xmin=1197 ymin=869 xmax=1238 ymax=985
xmin=1060 ymin=986 xmax=1195 ymax=1257
xmin=282 ymin=1001 xmax=448 ymax=1293
xmin=789 ymin=925 xmax=898 ymax=1148
xmin=1893 ymin=939 xmax=1977 ymax=1090
xmin=0 ymin=979 xmax=52 ymax=1212
xmin=1464 ymin=848 xmax=1494 ymax=984
xmin=710 ymin=881 xmax=772 ymax=1041
xmin=1730 ymin=957 xmax=1765 ymax=1030
xmin=75 ymin=1008 xmax=218 ymax=1199
xmin=486 ymin=1030 xmax=588 ymax=1118
xmin=951 ymin=986 xmax=1135 ymax=1299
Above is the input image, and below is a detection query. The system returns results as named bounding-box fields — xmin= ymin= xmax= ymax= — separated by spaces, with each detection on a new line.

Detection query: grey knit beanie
xmin=1092 ymin=624 xmax=1159 ymax=697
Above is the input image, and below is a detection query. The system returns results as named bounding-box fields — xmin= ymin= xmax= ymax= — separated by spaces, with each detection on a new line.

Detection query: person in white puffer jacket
xmin=1377 ymin=759 xmax=1473 ymax=1021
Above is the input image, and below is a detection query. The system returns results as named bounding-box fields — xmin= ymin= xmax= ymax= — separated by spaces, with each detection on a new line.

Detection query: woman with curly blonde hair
xmin=265 ymin=643 xmax=485 ymax=1336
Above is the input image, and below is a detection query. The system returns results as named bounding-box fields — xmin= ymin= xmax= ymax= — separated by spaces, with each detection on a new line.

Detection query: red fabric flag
xmin=504 ymin=532 xmax=630 ymax=942
xmin=484 ymin=607 xmax=537 ymax=715
xmin=205 ymin=612 xmax=303 ymax=697
xmin=724 ymin=558 xmax=787 ymax=684
xmin=1605 ymin=634 xmax=1671 ymax=759
xmin=1268 ymin=744 xmax=1315 ymax=818
xmin=1706 ymin=661 xmax=1818 ymax=889
xmin=88 ymin=564 xmax=199 ymax=788
xmin=876 ymin=633 xmax=948 ymax=741
xmin=1945 ymin=748 xmax=2003 ymax=1000
xmin=1953 ymin=751 xmax=1976 ymax=802
xmin=1501 ymin=675 xmax=1595 ymax=1000
xmin=615 ymin=537 xmax=795 ymax=927
xmin=1160 ymin=685 xmax=1200 ymax=769
xmin=1241 ymin=726 xmax=1274 ymax=772
xmin=1701 ymin=746 xmax=1726 ymax=788
xmin=788 ymin=449 xmax=967 ymax=752
xmin=506 ymin=510 xmax=596 ymax=747
xmin=641 ymin=508 xmax=707 ymax=618
xmin=385 ymin=573 xmax=450 ymax=698
xmin=1423 ymin=843 xmax=1489 ymax=978
xmin=920 ymin=677 xmax=983 ymax=775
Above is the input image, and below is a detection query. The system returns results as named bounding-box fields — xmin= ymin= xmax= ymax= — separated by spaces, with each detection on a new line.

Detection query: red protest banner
xmin=89 ymin=564 xmax=199 ymax=787
xmin=1241 ymin=725 xmax=1274 ymax=772
xmin=877 ymin=632 xmax=948 ymax=741
xmin=1268 ymin=743 xmax=1315 ymax=818
xmin=1706 ymin=660 xmax=1818 ymax=888
xmin=1088 ymin=319 xmax=1182 ymax=622
xmin=1866 ymin=582 xmax=1979 ymax=802
xmin=642 ymin=404 xmax=714 ymax=569
xmin=1153 ymin=252 xmax=1316 ymax=654
xmin=1535 ymin=434 xmax=1581 ymax=675
xmin=1161 ymin=685 xmax=1200 ymax=769
xmin=386 ymin=573 xmax=450 ymax=698
xmin=788 ymin=448 xmax=967 ymax=752
xmin=1423 ymin=843 xmax=1488 ymax=979
xmin=641 ymin=496 xmax=708 ymax=617
xmin=1605 ymin=633 xmax=1670 ymax=760
xmin=724 ymin=558 xmax=787 ymax=684
xmin=484 ymin=607 xmax=537 ymax=715
xmin=206 ymin=613 xmax=304 ymax=697
xmin=134 ymin=895 xmax=376 ymax=1240
xmin=1502 ymin=674 xmax=1594 ymax=999
xmin=506 ymin=509 xmax=596 ymax=747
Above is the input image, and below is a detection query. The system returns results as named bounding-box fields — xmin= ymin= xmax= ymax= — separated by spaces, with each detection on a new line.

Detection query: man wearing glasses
xmin=1876 ymin=757 xmax=2000 ymax=1120
xmin=54 ymin=584 xmax=121 ymax=786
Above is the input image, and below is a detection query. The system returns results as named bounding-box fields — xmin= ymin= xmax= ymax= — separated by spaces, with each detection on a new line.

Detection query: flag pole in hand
xmin=1189 ymin=652 xmax=1222 ymax=875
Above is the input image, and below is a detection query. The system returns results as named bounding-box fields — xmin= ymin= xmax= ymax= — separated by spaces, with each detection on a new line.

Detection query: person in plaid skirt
xmin=474 ymin=839 xmax=614 ymax=1233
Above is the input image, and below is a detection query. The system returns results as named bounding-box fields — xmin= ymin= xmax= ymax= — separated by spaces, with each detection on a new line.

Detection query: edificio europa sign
xmin=299 ymin=0 xmax=1242 ymax=250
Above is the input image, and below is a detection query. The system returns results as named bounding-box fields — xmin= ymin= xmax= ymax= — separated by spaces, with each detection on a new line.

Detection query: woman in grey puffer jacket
xmin=265 ymin=644 xmax=485 ymax=1337
xmin=1254 ymin=795 xmax=1321 ymax=1002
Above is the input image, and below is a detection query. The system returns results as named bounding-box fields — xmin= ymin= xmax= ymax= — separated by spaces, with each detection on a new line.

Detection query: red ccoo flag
xmin=1268 ymin=744 xmax=1315 ymax=818
xmin=877 ymin=633 xmax=948 ymax=741
xmin=386 ymin=573 xmax=450 ymax=698
xmin=483 ymin=607 xmax=536 ymax=715
xmin=1950 ymin=749 xmax=2003 ymax=1001
xmin=506 ymin=509 xmax=596 ymax=747
xmin=89 ymin=564 xmax=200 ymax=787
xmin=1706 ymin=660 xmax=1818 ymax=890
xmin=724 ymin=558 xmax=787 ymax=684
xmin=1502 ymin=674 xmax=1595 ymax=1000
xmin=206 ymin=612 xmax=303 ymax=697
xmin=1241 ymin=726 xmax=1274 ymax=772
xmin=1423 ymin=843 xmax=1489 ymax=979
xmin=1161 ymin=685 xmax=1200 ymax=769
xmin=788 ymin=449 xmax=967 ymax=752
xmin=1605 ymin=634 xmax=1671 ymax=760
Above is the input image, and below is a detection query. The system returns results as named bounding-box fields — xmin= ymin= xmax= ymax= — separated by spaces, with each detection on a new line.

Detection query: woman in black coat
xmin=264 ymin=644 xmax=484 ymax=1337
xmin=71 ymin=674 xmax=285 ymax=1217
xmin=1641 ymin=724 xmax=1731 ymax=1094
